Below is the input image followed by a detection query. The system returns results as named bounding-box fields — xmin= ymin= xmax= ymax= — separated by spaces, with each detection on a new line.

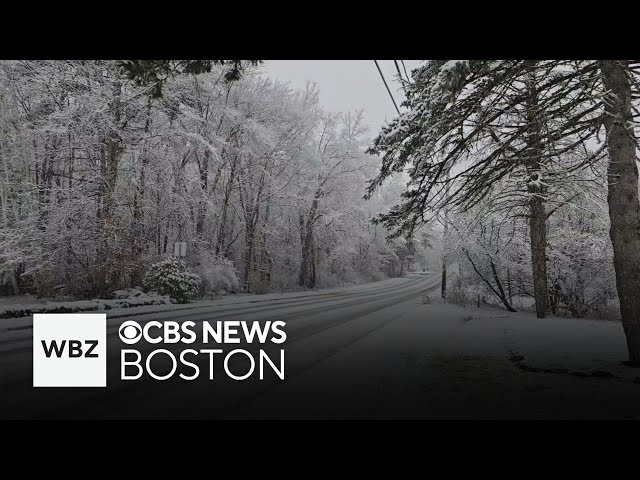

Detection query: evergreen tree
xmin=367 ymin=59 xmax=640 ymax=363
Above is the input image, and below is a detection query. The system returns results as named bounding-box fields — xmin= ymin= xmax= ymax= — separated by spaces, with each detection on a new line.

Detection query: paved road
xmin=1 ymin=272 xmax=440 ymax=419
xmin=4 ymin=271 xmax=640 ymax=420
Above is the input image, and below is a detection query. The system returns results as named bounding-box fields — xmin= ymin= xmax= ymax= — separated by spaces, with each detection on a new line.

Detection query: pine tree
xmin=367 ymin=59 xmax=640 ymax=363
xmin=367 ymin=60 xmax=602 ymax=318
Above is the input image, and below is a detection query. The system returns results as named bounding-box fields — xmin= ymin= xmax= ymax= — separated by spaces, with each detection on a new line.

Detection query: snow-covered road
xmin=2 ymin=271 xmax=640 ymax=419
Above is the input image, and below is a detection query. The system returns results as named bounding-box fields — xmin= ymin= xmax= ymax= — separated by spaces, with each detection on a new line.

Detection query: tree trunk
xmin=196 ymin=149 xmax=209 ymax=237
xmin=490 ymin=260 xmax=517 ymax=312
xmin=242 ymin=200 xmax=261 ymax=292
xmin=215 ymin=154 xmax=237 ymax=255
xmin=600 ymin=60 xmax=640 ymax=364
xmin=131 ymin=102 xmax=152 ymax=273
xmin=95 ymin=79 xmax=122 ymax=294
xmin=243 ymin=226 xmax=255 ymax=292
xmin=299 ymin=192 xmax=321 ymax=289
xmin=441 ymin=216 xmax=448 ymax=299
xmin=299 ymin=215 xmax=315 ymax=288
xmin=441 ymin=261 xmax=447 ymax=299
xmin=525 ymin=63 xmax=550 ymax=318
xmin=529 ymin=195 xmax=549 ymax=317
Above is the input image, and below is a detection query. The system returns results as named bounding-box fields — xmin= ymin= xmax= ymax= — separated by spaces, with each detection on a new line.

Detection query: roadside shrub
xmin=446 ymin=282 xmax=472 ymax=307
xmin=191 ymin=252 xmax=239 ymax=295
xmin=143 ymin=257 xmax=201 ymax=303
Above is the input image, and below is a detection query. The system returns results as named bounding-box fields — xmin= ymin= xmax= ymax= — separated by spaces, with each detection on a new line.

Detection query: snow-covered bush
xmin=190 ymin=252 xmax=239 ymax=295
xmin=143 ymin=257 xmax=201 ymax=303
xmin=446 ymin=282 xmax=472 ymax=308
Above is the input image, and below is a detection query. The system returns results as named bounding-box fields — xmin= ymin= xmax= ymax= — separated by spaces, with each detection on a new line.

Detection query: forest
xmin=0 ymin=60 xmax=429 ymax=302
xmin=1 ymin=59 xmax=639 ymax=363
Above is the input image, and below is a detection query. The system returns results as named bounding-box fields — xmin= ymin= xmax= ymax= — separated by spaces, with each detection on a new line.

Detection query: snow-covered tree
xmin=0 ymin=61 xmax=406 ymax=301
xmin=366 ymin=59 xmax=640 ymax=363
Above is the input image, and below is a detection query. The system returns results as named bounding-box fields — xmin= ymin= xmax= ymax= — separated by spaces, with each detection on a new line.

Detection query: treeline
xmin=367 ymin=60 xmax=640 ymax=363
xmin=0 ymin=61 xmax=406 ymax=298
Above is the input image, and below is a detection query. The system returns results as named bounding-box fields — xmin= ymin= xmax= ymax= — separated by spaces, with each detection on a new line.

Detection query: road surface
xmin=2 ymin=271 xmax=640 ymax=419
xmin=1 ymin=272 xmax=439 ymax=419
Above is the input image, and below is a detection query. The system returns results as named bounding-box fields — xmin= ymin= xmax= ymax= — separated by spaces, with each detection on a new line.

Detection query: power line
xmin=400 ymin=60 xmax=410 ymax=82
xmin=394 ymin=60 xmax=402 ymax=78
xmin=394 ymin=60 xmax=407 ymax=83
xmin=374 ymin=60 xmax=400 ymax=115
xmin=394 ymin=60 xmax=411 ymax=94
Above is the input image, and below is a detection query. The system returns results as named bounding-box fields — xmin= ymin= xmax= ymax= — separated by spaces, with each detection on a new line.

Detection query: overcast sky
xmin=259 ymin=60 xmax=423 ymax=135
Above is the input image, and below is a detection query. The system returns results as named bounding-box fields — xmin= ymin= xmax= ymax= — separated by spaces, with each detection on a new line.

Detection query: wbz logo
xmin=41 ymin=339 xmax=99 ymax=358
xmin=33 ymin=314 xmax=106 ymax=387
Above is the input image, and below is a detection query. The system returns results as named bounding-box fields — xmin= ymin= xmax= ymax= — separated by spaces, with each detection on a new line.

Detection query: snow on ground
xmin=230 ymin=299 xmax=640 ymax=419
xmin=0 ymin=290 xmax=176 ymax=321
xmin=0 ymin=275 xmax=420 ymax=332
xmin=2 ymin=272 xmax=639 ymax=419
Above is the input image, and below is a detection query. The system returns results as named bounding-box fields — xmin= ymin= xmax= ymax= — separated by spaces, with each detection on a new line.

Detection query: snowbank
xmin=0 ymin=289 xmax=175 ymax=319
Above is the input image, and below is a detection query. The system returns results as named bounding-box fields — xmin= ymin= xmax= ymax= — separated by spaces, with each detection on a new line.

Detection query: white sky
xmin=259 ymin=60 xmax=423 ymax=135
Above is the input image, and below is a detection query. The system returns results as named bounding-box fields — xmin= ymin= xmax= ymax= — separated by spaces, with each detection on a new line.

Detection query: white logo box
xmin=33 ymin=313 xmax=107 ymax=387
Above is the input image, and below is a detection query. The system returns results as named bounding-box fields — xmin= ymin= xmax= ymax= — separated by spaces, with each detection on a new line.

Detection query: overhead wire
xmin=374 ymin=60 xmax=401 ymax=115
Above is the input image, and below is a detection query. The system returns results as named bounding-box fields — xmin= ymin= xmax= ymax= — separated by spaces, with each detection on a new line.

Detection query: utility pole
xmin=441 ymin=215 xmax=448 ymax=299
xmin=441 ymin=171 xmax=451 ymax=300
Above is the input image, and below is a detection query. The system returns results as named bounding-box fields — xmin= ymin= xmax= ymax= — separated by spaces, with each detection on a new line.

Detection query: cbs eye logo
xmin=119 ymin=320 xmax=142 ymax=345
